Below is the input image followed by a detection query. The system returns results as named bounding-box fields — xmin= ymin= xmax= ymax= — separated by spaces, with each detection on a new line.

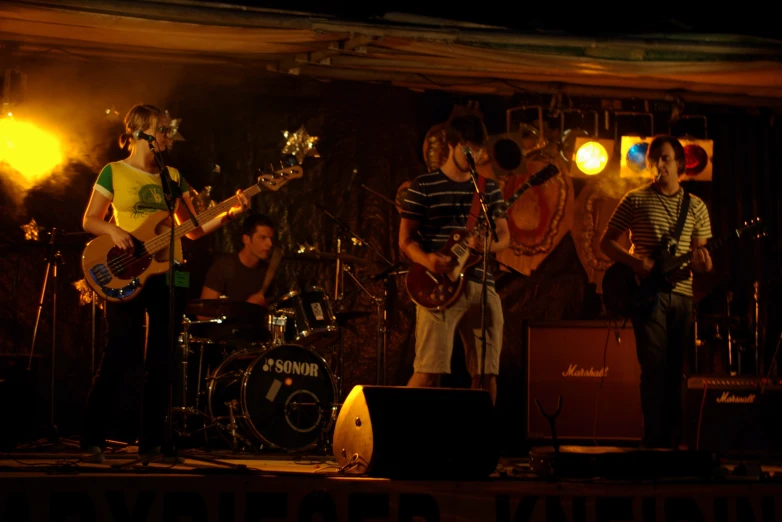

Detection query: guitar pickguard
xmin=87 ymin=266 xmax=141 ymax=300
xmin=448 ymin=233 xmax=471 ymax=282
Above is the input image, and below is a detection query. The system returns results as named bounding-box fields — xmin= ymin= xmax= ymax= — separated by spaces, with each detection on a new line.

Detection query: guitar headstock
xmin=737 ymin=217 xmax=767 ymax=239
xmin=258 ymin=165 xmax=303 ymax=191
xmin=529 ymin=164 xmax=559 ymax=186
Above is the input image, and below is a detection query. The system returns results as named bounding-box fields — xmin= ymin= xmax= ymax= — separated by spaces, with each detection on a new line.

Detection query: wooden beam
xmin=272 ymin=34 xmax=373 ymax=75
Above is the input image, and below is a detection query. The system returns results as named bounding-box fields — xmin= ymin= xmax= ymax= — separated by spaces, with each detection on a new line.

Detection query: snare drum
xmin=271 ymin=287 xmax=339 ymax=351
xmin=207 ymin=343 xmax=337 ymax=450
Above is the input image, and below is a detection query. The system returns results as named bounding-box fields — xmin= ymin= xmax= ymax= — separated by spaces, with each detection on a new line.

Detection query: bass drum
xmin=207 ymin=344 xmax=337 ymax=450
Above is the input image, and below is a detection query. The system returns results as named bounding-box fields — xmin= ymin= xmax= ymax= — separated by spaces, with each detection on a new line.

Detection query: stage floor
xmin=2 ymin=445 xmax=782 ymax=521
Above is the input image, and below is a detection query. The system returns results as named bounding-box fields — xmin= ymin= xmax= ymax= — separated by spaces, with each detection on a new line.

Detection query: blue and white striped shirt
xmin=401 ymin=170 xmax=505 ymax=284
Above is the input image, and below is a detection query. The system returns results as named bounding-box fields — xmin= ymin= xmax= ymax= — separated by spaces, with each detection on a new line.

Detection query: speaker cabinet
xmin=332 ymin=385 xmax=499 ymax=479
xmin=684 ymin=376 xmax=782 ymax=453
xmin=525 ymin=321 xmax=642 ymax=441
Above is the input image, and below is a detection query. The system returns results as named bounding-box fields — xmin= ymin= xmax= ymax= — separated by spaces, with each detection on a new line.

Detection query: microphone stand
xmin=466 ymin=152 xmax=498 ymax=392
xmin=149 ymin=144 xmax=187 ymax=464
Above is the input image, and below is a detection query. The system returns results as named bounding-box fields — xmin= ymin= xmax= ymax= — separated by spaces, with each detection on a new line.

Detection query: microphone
xmin=132 ymin=129 xmax=155 ymax=142
xmin=463 ymin=148 xmax=477 ymax=172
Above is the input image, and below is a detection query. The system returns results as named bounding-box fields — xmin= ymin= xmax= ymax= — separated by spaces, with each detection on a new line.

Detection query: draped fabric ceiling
xmin=2 ymin=0 xmax=782 ymax=106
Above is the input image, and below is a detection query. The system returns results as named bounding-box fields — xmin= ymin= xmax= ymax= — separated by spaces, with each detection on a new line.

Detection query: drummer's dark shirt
xmin=203 ymin=253 xmax=271 ymax=302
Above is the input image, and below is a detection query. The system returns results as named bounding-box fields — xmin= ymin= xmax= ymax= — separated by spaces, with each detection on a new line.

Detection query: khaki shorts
xmin=413 ymin=280 xmax=503 ymax=376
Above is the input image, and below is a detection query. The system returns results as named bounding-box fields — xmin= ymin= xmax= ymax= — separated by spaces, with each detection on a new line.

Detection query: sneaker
xmin=83 ymin=446 xmax=105 ymax=464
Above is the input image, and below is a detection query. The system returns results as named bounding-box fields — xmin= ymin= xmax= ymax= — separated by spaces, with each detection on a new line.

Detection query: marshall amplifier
xmin=684 ymin=376 xmax=782 ymax=453
xmin=525 ymin=321 xmax=642 ymax=442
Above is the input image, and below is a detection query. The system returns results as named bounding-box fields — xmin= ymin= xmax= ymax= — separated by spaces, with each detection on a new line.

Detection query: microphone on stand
xmin=132 ymin=130 xmax=156 ymax=142
xmin=463 ymin=147 xmax=477 ymax=174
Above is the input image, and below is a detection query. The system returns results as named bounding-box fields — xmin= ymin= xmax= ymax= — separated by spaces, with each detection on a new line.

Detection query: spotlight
xmin=619 ymin=136 xmax=653 ymax=178
xmin=681 ymin=139 xmax=713 ymax=181
xmin=486 ymin=132 xmax=525 ymax=178
xmin=571 ymin=137 xmax=613 ymax=177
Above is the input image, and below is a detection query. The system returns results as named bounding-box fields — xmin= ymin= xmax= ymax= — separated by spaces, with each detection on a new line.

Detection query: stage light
xmin=681 ymin=139 xmax=713 ymax=181
xmin=0 ymin=115 xmax=64 ymax=188
xmin=620 ymin=136 xmax=713 ymax=181
xmin=486 ymin=131 xmax=525 ymax=178
xmin=572 ymin=137 xmax=613 ymax=176
xmin=619 ymin=136 xmax=653 ymax=178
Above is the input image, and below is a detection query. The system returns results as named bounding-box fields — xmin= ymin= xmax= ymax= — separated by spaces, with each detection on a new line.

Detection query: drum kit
xmin=172 ymin=287 xmax=344 ymax=453
xmin=165 ymin=186 xmax=411 ymax=454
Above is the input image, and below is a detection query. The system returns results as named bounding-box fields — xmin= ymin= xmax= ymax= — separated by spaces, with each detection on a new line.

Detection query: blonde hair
xmin=119 ymin=104 xmax=165 ymax=149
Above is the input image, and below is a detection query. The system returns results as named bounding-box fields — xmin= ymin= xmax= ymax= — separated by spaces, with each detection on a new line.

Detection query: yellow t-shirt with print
xmin=93 ymin=161 xmax=190 ymax=232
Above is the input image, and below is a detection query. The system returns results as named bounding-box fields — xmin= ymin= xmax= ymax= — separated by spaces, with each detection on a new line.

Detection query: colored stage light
xmin=574 ymin=141 xmax=608 ymax=175
xmin=681 ymin=140 xmax=713 ymax=181
xmin=620 ymin=136 xmax=653 ymax=178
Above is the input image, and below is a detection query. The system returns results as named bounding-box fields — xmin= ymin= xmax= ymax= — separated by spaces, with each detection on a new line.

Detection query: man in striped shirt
xmin=399 ymin=114 xmax=510 ymax=405
xmin=601 ymin=135 xmax=713 ymax=449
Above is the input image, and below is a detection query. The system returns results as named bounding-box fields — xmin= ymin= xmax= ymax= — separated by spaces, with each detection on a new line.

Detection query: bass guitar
xmin=82 ymin=166 xmax=302 ymax=303
xmin=405 ymin=164 xmax=558 ymax=311
xmin=602 ymin=218 xmax=766 ymax=318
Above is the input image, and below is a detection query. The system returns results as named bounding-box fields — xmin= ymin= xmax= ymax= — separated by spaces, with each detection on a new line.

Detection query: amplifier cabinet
xmin=525 ymin=320 xmax=642 ymax=441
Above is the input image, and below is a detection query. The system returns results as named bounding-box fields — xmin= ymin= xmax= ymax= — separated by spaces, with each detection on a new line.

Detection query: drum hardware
xmin=269 ymin=287 xmax=340 ymax=352
xmin=311 ymin=203 xmax=397 ymax=396
xmin=206 ymin=344 xmax=338 ymax=452
xmin=175 ymin=315 xmax=228 ymax=432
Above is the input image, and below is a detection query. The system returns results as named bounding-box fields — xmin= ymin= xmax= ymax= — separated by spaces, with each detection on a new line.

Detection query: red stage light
xmin=684 ymin=144 xmax=709 ymax=176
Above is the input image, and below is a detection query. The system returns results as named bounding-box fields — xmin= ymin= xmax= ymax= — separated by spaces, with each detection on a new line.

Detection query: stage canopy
xmin=1 ymin=0 xmax=781 ymax=107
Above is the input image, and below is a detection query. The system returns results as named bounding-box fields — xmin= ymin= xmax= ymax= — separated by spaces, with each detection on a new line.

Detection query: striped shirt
xmin=606 ymin=183 xmax=712 ymax=297
xmin=401 ymin=170 xmax=505 ymax=284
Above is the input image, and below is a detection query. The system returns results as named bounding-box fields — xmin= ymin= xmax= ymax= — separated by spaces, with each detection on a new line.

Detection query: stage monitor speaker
xmin=684 ymin=376 xmax=782 ymax=454
xmin=525 ymin=320 xmax=642 ymax=442
xmin=332 ymin=385 xmax=499 ymax=479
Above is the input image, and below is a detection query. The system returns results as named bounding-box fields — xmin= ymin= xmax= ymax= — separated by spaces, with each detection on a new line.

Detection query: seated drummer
xmin=200 ymin=213 xmax=281 ymax=306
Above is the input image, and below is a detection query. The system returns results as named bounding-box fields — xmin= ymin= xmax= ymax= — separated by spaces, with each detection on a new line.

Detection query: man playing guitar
xmin=399 ymin=114 xmax=510 ymax=405
xmin=600 ymin=135 xmax=713 ymax=449
xmin=80 ymin=104 xmax=249 ymax=462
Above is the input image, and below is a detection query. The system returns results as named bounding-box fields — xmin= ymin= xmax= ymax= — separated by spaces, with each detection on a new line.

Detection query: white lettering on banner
xmin=261 ymin=358 xmax=319 ymax=377
xmin=561 ymin=364 xmax=609 ymax=378
xmin=716 ymin=392 xmax=756 ymax=404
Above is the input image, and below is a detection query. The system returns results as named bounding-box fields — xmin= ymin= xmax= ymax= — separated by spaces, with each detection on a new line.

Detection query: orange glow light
xmin=575 ymin=141 xmax=608 ymax=175
xmin=0 ymin=117 xmax=64 ymax=188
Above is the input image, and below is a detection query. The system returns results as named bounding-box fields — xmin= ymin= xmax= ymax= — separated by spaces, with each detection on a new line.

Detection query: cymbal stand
xmin=754 ymin=281 xmax=760 ymax=376
xmin=342 ymin=265 xmax=386 ymax=385
xmin=317 ymin=203 xmax=395 ymax=394
xmin=727 ymin=291 xmax=736 ymax=376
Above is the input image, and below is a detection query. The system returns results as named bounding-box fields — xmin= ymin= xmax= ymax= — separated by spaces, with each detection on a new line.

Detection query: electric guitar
xmin=82 ymin=166 xmax=302 ymax=303
xmin=602 ymin=218 xmax=766 ymax=318
xmin=405 ymin=164 xmax=558 ymax=311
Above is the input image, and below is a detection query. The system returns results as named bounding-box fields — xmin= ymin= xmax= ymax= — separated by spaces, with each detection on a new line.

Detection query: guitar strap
xmin=465 ymin=175 xmax=487 ymax=231
xmin=672 ymin=190 xmax=691 ymax=247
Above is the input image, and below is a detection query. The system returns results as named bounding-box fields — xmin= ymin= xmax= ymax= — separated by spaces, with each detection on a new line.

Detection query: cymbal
xmin=185 ymin=299 xmax=267 ymax=320
xmin=287 ymin=251 xmax=377 ymax=265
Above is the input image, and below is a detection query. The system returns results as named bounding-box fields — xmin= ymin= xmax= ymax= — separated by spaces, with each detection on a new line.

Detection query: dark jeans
xmin=632 ymin=292 xmax=693 ymax=448
xmin=82 ymin=274 xmax=185 ymax=451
